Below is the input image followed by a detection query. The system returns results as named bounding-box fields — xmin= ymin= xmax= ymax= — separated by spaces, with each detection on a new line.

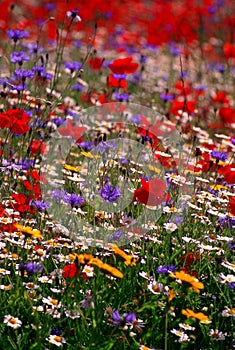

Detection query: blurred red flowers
xmin=133 ymin=177 xmax=168 ymax=206
xmin=0 ymin=109 xmax=30 ymax=134
xmin=108 ymin=57 xmax=138 ymax=74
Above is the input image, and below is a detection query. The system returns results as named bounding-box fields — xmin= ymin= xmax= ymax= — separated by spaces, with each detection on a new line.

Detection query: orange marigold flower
xmin=169 ymin=270 xmax=204 ymax=293
xmin=182 ymin=308 xmax=211 ymax=324
xmin=112 ymin=244 xmax=137 ymax=266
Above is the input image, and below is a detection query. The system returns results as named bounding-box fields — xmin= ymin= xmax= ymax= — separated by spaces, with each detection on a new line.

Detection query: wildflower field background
xmin=0 ymin=0 xmax=235 ymax=349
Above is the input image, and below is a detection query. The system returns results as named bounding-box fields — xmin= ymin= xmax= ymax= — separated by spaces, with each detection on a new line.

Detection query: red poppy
xmin=88 ymin=57 xmax=104 ymax=71
xmin=58 ymin=119 xmax=88 ymax=143
xmin=211 ymin=91 xmax=230 ymax=105
xmin=108 ymin=57 xmax=138 ymax=74
xmin=170 ymin=100 xmax=196 ymax=116
xmin=62 ymin=263 xmax=79 ymax=279
xmin=218 ymin=164 xmax=235 ymax=184
xmin=218 ymin=107 xmax=235 ymax=125
xmin=30 ymin=140 xmax=47 ymax=156
xmin=107 ymin=74 xmax=127 ymax=90
xmin=133 ymin=177 xmax=168 ymax=206
xmin=11 ymin=193 xmax=35 ymax=213
xmin=228 ymin=196 xmax=235 ymax=216
xmin=0 ymin=109 xmax=30 ymax=134
xmin=223 ymin=43 xmax=235 ymax=59
xmin=62 ymin=262 xmax=88 ymax=280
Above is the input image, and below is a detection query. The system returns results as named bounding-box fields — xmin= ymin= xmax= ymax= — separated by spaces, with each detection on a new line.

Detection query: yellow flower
xmin=15 ymin=224 xmax=42 ymax=239
xmin=80 ymin=151 xmax=101 ymax=159
xmin=167 ymin=289 xmax=176 ymax=302
xmin=112 ymin=244 xmax=137 ymax=266
xmin=169 ymin=270 xmax=204 ymax=293
xmin=64 ymin=164 xmax=82 ymax=172
xmin=89 ymin=257 xmax=123 ymax=278
xmin=182 ymin=308 xmax=211 ymax=324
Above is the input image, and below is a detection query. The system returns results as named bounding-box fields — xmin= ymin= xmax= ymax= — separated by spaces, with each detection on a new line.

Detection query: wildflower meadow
xmin=0 ymin=0 xmax=235 ymax=349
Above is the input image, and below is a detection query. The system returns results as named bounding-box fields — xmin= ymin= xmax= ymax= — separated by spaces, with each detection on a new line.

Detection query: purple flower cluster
xmin=99 ymin=183 xmax=120 ymax=202
xmin=10 ymin=51 xmax=30 ymax=65
xmin=19 ymin=262 xmax=43 ymax=276
xmin=51 ymin=190 xmax=84 ymax=208
xmin=7 ymin=29 xmax=29 ymax=42
xmin=112 ymin=310 xmax=136 ymax=327
xmin=210 ymin=150 xmax=228 ymax=162
xmin=156 ymin=264 xmax=175 ymax=274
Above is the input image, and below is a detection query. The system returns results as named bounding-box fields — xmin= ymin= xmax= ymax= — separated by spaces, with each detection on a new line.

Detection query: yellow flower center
xmin=9 ymin=318 xmax=17 ymax=324
xmin=54 ymin=336 xmax=62 ymax=342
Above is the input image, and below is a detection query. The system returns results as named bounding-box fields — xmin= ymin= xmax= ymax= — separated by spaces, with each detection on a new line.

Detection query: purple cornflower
xmin=227 ymin=240 xmax=235 ymax=250
xmin=108 ymin=230 xmax=123 ymax=242
xmin=113 ymin=92 xmax=130 ymax=101
xmin=80 ymin=292 xmax=94 ymax=309
xmin=10 ymin=83 xmax=28 ymax=91
xmin=50 ymin=328 xmax=62 ymax=336
xmin=64 ymin=61 xmax=82 ymax=73
xmin=210 ymin=150 xmax=228 ymax=162
xmin=72 ymin=83 xmax=85 ymax=91
xmin=78 ymin=141 xmax=94 ymax=151
xmin=10 ymin=51 xmax=30 ymax=65
xmin=96 ymin=141 xmax=116 ymax=154
xmin=99 ymin=182 xmax=120 ymax=202
xmin=157 ymin=264 xmax=175 ymax=274
xmin=18 ymin=158 xmax=35 ymax=170
xmin=159 ymin=93 xmax=174 ymax=101
xmin=51 ymin=189 xmax=68 ymax=201
xmin=130 ymin=114 xmax=142 ymax=124
xmin=64 ymin=193 xmax=84 ymax=207
xmin=7 ymin=29 xmax=29 ymax=42
xmin=169 ymin=42 xmax=181 ymax=56
xmin=30 ymin=200 xmax=50 ymax=211
xmin=19 ymin=262 xmax=43 ymax=276
xmin=112 ymin=73 xmax=127 ymax=80
xmin=51 ymin=117 xmax=66 ymax=127
xmin=112 ymin=310 xmax=136 ymax=328
xmin=14 ymin=68 xmax=34 ymax=81
xmin=228 ymin=282 xmax=235 ymax=290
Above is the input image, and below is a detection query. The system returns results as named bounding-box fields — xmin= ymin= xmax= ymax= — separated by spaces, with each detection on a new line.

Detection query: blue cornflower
xmin=78 ymin=141 xmax=94 ymax=151
xmin=72 ymin=83 xmax=85 ymax=91
xmin=227 ymin=240 xmax=235 ymax=250
xmin=10 ymin=83 xmax=28 ymax=91
xmin=130 ymin=114 xmax=142 ymax=124
xmin=64 ymin=193 xmax=84 ymax=207
xmin=14 ymin=68 xmax=34 ymax=80
xmin=19 ymin=262 xmax=43 ymax=276
xmin=50 ymin=328 xmax=62 ymax=336
xmin=96 ymin=141 xmax=116 ymax=154
xmin=51 ymin=189 xmax=68 ymax=201
xmin=159 ymin=93 xmax=174 ymax=101
xmin=7 ymin=29 xmax=29 ymax=42
xmin=99 ymin=183 xmax=120 ymax=202
xmin=228 ymin=282 xmax=235 ymax=289
xmin=169 ymin=42 xmax=181 ymax=56
xmin=64 ymin=61 xmax=82 ymax=73
xmin=113 ymin=92 xmax=130 ymax=101
xmin=10 ymin=51 xmax=30 ymax=65
xmin=112 ymin=310 xmax=136 ymax=328
xmin=18 ymin=158 xmax=35 ymax=170
xmin=112 ymin=73 xmax=127 ymax=80
xmin=108 ymin=230 xmax=123 ymax=242
xmin=30 ymin=200 xmax=50 ymax=211
xmin=210 ymin=150 xmax=228 ymax=162
xmin=157 ymin=264 xmax=175 ymax=274
xmin=51 ymin=117 xmax=66 ymax=127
